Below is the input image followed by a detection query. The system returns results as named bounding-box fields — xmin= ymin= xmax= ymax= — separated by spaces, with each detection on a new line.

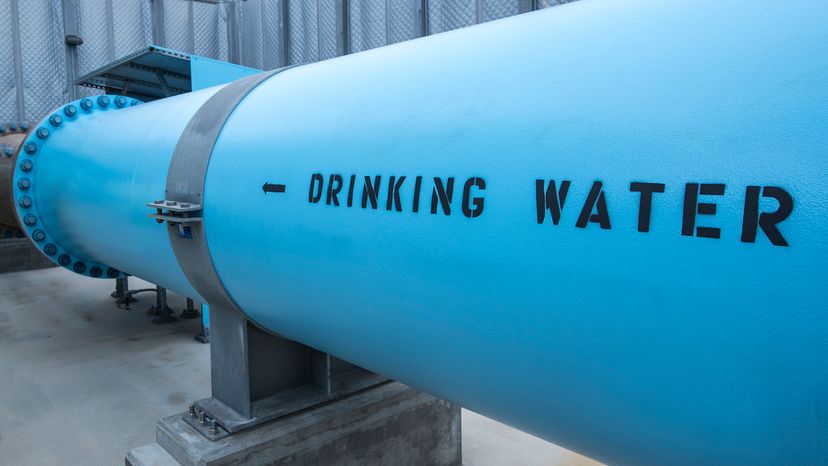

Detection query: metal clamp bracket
xmin=159 ymin=67 xmax=387 ymax=442
xmin=148 ymin=200 xmax=202 ymax=239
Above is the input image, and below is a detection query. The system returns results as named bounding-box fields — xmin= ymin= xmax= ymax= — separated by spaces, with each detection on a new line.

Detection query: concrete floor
xmin=0 ymin=267 xmax=601 ymax=466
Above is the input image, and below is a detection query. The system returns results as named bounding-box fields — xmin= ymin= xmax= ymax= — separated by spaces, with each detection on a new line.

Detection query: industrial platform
xmin=0 ymin=267 xmax=600 ymax=466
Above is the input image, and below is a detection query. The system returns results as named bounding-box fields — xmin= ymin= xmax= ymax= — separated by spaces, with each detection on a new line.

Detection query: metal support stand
xmin=111 ymin=276 xmax=137 ymax=307
xmin=127 ymin=304 xmax=461 ymax=466
xmin=111 ymin=276 xmax=122 ymax=298
xmin=147 ymin=286 xmax=177 ymax=324
xmin=180 ymin=297 xmax=200 ymax=319
xmin=194 ymin=325 xmax=209 ymax=344
xmin=185 ymin=305 xmax=387 ymax=438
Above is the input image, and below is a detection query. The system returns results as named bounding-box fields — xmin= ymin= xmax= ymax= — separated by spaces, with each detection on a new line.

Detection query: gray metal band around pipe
xmin=164 ymin=69 xmax=282 ymax=311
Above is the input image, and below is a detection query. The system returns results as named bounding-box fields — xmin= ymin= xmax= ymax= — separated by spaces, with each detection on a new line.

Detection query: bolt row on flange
xmin=12 ymin=95 xmax=141 ymax=278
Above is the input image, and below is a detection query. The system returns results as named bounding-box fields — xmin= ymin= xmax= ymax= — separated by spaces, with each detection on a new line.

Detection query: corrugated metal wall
xmin=0 ymin=0 xmax=577 ymax=125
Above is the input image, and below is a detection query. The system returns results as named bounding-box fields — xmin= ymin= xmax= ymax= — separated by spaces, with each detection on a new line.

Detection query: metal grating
xmin=0 ymin=0 xmax=16 ymax=123
xmin=427 ymin=0 xmax=476 ymax=34
xmin=216 ymin=2 xmax=231 ymax=62
xmin=261 ymin=0 xmax=285 ymax=69
xmin=239 ymin=0 xmax=264 ymax=69
xmin=112 ymin=0 xmax=152 ymax=59
xmin=0 ymin=0 xmax=582 ymax=123
xmin=163 ymin=0 xmax=192 ymax=53
xmin=288 ymin=0 xmax=319 ymax=64
xmin=317 ymin=0 xmax=338 ymax=60
xmin=482 ymin=0 xmax=520 ymax=22
xmin=193 ymin=0 xmax=222 ymax=60
xmin=18 ymin=0 xmax=66 ymax=123
xmin=349 ymin=0 xmax=386 ymax=53
xmin=538 ymin=0 xmax=577 ymax=7
xmin=387 ymin=0 xmax=420 ymax=45
xmin=76 ymin=0 xmax=109 ymax=76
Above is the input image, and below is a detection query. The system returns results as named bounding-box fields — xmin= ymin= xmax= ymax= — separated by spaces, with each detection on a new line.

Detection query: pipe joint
xmin=11 ymin=95 xmax=143 ymax=278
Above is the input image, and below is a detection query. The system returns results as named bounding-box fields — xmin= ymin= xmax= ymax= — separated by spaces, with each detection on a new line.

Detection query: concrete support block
xmin=126 ymin=444 xmax=180 ymax=466
xmin=0 ymin=237 xmax=54 ymax=274
xmin=146 ymin=382 xmax=461 ymax=466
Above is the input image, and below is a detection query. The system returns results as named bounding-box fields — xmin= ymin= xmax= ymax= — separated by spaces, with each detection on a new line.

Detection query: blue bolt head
xmin=36 ymin=127 xmax=49 ymax=140
xmin=80 ymin=98 xmax=93 ymax=111
xmin=32 ymin=229 xmax=45 ymax=242
xmin=97 ymin=96 xmax=110 ymax=107
xmin=130 ymin=100 xmax=140 ymax=107
xmin=23 ymin=214 xmax=37 ymax=226
xmin=17 ymin=178 xmax=30 ymax=190
xmin=0 ymin=125 xmax=5 ymax=133
xmin=24 ymin=142 xmax=37 ymax=154
xmin=106 ymin=267 xmax=120 ymax=278
xmin=5 ymin=147 xmax=12 ymax=157
xmin=18 ymin=196 xmax=32 ymax=208
xmin=44 ymin=243 xmax=57 ymax=256
xmin=8 ymin=122 xmax=17 ymax=131
xmin=49 ymin=114 xmax=62 ymax=127
xmin=73 ymin=261 xmax=86 ymax=274
xmin=115 ymin=96 xmax=127 ymax=108
xmin=20 ymin=122 xmax=29 ymax=131
xmin=64 ymin=105 xmax=77 ymax=117
xmin=19 ymin=159 xmax=33 ymax=172
xmin=58 ymin=254 xmax=71 ymax=266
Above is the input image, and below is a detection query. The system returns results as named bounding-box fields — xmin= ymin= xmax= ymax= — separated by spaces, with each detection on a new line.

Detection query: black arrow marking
xmin=262 ymin=182 xmax=286 ymax=194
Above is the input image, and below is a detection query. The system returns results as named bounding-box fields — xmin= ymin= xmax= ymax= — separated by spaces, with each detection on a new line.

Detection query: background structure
xmin=0 ymin=0 xmax=575 ymax=125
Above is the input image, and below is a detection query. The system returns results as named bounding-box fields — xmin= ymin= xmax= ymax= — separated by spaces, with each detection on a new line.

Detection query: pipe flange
xmin=12 ymin=95 xmax=142 ymax=279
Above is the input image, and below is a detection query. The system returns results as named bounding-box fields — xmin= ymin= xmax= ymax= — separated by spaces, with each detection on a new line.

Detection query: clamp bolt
xmin=166 ymin=201 xmax=177 ymax=206
xmin=115 ymin=96 xmax=127 ymax=108
xmin=90 ymin=266 xmax=102 ymax=277
xmin=64 ymin=105 xmax=77 ymax=117
xmin=23 ymin=214 xmax=37 ymax=226
xmin=24 ymin=142 xmax=37 ymax=154
xmin=19 ymin=196 xmax=32 ymax=208
xmin=97 ymin=96 xmax=110 ymax=107
xmin=20 ymin=159 xmax=33 ymax=172
xmin=209 ymin=419 xmax=218 ymax=435
xmin=80 ymin=99 xmax=93 ymax=111
xmin=189 ymin=404 xmax=196 ymax=417
xmin=32 ymin=229 xmax=45 ymax=242
xmin=49 ymin=115 xmax=62 ymax=127
xmin=36 ymin=127 xmax=49 ymax=140
xmin=199 ymin=411 xmax=206 ymax=425
xmin=58 ymin=254 xmax=71 ymax=266
xmin=17 ymin=178 xmax=30 ymax=190
xmin=44 ymin=243 xmax=57 ymax=256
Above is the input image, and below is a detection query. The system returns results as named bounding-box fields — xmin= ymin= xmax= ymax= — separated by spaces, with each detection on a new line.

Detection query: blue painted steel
xmin=14 ymin=0 xmax=828 ymax=464
xmin=190 ymin=55 xmax=260 ymax=92
xmin=12 ymin=90 xmax=220 ymax=296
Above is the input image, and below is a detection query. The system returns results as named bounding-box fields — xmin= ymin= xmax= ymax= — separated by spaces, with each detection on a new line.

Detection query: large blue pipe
xmin=12 ymin=0 xmax=828 ymax=464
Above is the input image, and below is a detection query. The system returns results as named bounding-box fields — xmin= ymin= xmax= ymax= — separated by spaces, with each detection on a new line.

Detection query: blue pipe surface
xmin=12 ymin=0 xmax=828 ymax=464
